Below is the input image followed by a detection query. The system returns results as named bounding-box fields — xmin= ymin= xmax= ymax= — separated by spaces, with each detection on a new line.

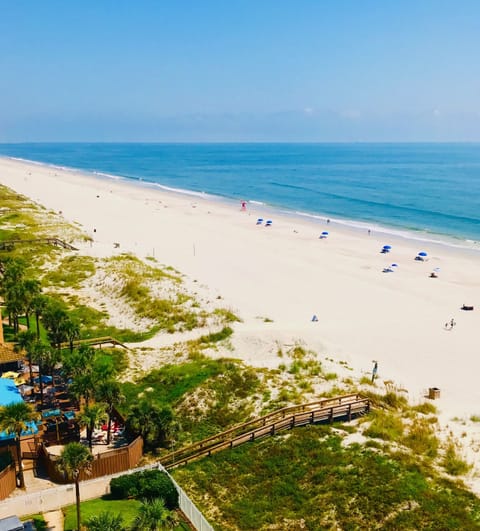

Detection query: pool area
xmin=0 ymin=377 xmax=23 ymax=407
xmin=0 ymin=377 xmax=39 ymax=440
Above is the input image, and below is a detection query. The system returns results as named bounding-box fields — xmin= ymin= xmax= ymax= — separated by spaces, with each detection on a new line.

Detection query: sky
xmin=1 ymin=1 xmax=479 ymax=142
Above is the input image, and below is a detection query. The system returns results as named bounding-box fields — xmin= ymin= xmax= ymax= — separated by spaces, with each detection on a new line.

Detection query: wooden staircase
xmin=161 ymin=393 xmax=370 ymax=469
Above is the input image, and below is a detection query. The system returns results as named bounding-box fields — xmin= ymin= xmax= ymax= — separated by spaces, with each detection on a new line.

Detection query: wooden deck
xmin=161 ymin=393 xmax=370 ymax=469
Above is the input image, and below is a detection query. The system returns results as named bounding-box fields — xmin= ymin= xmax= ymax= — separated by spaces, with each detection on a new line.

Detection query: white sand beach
xmin=2 ymin=156 xmax=480 ymax=467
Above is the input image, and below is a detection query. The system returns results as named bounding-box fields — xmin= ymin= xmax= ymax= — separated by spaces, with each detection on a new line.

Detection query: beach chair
xmin=256 ymin=218 xmax=264 ymax=225
xmin=265 ymin=220 xmax=272 ymax=227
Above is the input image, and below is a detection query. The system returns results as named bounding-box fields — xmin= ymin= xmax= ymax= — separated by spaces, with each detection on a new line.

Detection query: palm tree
xmin=95 ymin=380 xmax=125 ymax=444
xmin=31 ymin=293 xmax=48 ymax=340
xmin=0 ymin=402 xmax=39 ymax=489
xmin=63 ymin=318 xmax=81 ymax=353
xmin=31 ymin=340 xmax=52 ymax=408
xmin=79 ymin=404 xmax=107 ymax=449
xmin=132 ymin=498 xmax=179 ymax=531
xmin=42 ymin=298 xmax=70 ymax=350
xmin=0 ymin=258 xmax=26 ymax=332
xmin=56 ymin=442 xmax=93 ymax=531
xmin=85 ymin=511 xmax=126 ymax=531
xmin=15 ymin=329 xmax=37 ymax=386
xmin=21 ymin=278 xmax=41 ymax=330
xmin=126 ymin=400 xmax=174 ymax=449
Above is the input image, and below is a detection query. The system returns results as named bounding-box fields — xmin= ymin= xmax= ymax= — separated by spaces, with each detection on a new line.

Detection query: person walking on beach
xmin=450 ymin=318 xmax=456 ymax=328
xmin=371 ymin=361 xmax=378 ymax=383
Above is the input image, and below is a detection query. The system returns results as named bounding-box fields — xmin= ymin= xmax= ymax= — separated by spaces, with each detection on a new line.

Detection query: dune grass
xmin=172 ymin=424 xmax=480 ymax=530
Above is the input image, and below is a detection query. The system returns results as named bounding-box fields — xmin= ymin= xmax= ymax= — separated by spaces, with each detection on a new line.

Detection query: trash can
xmin=428 ymin=387 xmax=441 ymax=399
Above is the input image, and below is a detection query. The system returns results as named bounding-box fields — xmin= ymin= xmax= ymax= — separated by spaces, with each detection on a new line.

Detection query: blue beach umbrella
xmin=418 ymin=251 xmax=428 ymax=257
xmin=256 ymin=218 xmax=263 ymax=225
xmin=383 ymin=245 xmax=392 ymax=250
xmin=321 ymin=231 xmax=329 ymax=236
xmin=391 ymin=263 xmax=398 ymax=268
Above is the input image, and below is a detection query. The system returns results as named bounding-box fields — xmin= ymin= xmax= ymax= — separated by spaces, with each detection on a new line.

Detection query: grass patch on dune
xmin=121 ymin=356 xmax=263 ymax=442
xmin=172 ymin=425 xmax=480 ymax=531
xmin=43 ymin=255 xmax=96 ymax=288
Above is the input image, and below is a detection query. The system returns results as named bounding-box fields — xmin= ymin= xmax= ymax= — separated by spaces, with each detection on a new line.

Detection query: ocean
xmin=0 ymin=143 xmax=479 ymax=243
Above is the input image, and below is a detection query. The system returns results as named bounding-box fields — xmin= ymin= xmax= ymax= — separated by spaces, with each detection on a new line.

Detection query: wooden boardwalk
xmin=60 ymin=336 xmax=129 ymax=350
xmin=161 ymin=393 xmax=370 ymax=469
xmin=0 ymin=237 xmax=78 ymax=251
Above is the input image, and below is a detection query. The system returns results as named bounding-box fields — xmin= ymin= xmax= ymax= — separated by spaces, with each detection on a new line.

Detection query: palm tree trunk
xmin=75 ymin=477 xmax=81 ymax=531
xmin=25 ymin=312 xmax=30 ymax=329
xmin=106 ymin=410 xmax=112 ymax=445
xmin=87 ymin=426 xmax=93 ymax=449
xmin=16 ymin=437 xmax=25 ymax=489
xmin=39 ymin=369 xmax=44 ymax=408
xmin=35 ymin=312 xmax=40 ymax=339
xmin=28 ymin=354 xmax=34 ymax=388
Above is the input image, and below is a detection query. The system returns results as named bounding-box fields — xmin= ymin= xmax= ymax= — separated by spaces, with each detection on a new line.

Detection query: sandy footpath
xmin=1 ymin=156 xmax=480 ymax=426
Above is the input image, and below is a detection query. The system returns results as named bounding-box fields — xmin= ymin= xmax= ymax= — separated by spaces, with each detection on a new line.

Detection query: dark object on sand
xmin=461 ymin=304 xmax=474 ymax=311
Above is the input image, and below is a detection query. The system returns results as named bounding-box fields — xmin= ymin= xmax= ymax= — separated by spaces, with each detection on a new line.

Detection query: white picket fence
xmin=0 ymin=463 xmax=214 ymax=531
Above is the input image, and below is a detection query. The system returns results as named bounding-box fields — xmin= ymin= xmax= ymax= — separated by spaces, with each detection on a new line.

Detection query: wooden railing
xmin=161 ymin=394 xmax=369 ymax=469
xmin=0 ymin=237 xmax=78 ymax=251
xmin=60 ymin=336 xmax=128 ymax=350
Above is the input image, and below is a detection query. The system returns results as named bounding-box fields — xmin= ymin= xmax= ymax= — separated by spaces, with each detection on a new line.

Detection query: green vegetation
xmin=442 ymin=437 xmax=471 ymax=476
xmin=110 ymin=469 xmax=179 ymax=509
xmin=172 ymin=425 xmax=480 ymax=530
xmin=63 ymin=499 xmax=142 ymax=530
xmin=43 ymin=255 xmax=96 ymax=288
xmin=364 ymin=409 xmax=404 ymax=441
xmin=21 ymin=515 xmax=47 ymax=531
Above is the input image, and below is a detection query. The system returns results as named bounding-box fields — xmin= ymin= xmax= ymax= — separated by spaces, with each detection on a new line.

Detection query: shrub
xmin=401 ymin=419 xmax=439 ymax=458
xmin=110 ymin=474 xmax=139 ymax=499
xmin=442 ymin=439 xmax=471 ymax=476
xmin=364 ymin=410 xmax=404 ymax=441
xmin=137 ymin=470 xmax=179 ymax=508
xmin=110 ymin=470 xmax=179 ymax=509
xmin=413 ymin=402 xmax=437 ymax=415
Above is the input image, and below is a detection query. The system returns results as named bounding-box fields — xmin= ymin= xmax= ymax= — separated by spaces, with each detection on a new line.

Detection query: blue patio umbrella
xmin=34 ymin=375 xmax=53 ymax=384
xmin=418 ymin=251 xmax=428 ymax=257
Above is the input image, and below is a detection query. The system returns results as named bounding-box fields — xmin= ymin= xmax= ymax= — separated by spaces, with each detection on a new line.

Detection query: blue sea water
xmin=0 ymin=143 xmax=479 ymax=243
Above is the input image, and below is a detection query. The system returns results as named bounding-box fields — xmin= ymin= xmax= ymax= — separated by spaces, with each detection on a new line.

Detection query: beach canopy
xmin=321 ymin=231 xmax=329 ymax=235
xmin=383 ymin=245 xmax=392 ymax=250
xmin=418 ymin=251 xmax=428 ymax=257
xmin=34 ymin=375 xmax=53 ymax=384
xmin=433 ymin=267 xmax=441 ymax=272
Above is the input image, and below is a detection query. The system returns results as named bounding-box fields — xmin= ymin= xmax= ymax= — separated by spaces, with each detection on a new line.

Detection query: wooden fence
xmin=43 ymin=436 xmax=143 ymax=484
xmin=0 ymin=464 xmax=17 ymax=501
xmin=161 ymin=393 xmax=369 ymax=469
